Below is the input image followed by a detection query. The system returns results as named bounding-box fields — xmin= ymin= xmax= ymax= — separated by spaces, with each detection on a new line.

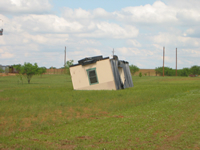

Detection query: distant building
xmin=70 ymin=55 xmax=133 ymax=90
xmin=0 ymin=65 xmax=18 ymax=73
xmin=0 ymin=65 xmax=8 ymax=73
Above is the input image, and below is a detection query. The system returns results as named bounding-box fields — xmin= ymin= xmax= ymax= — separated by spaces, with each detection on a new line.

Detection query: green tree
xmin=190 ymin=65 xmax=200 ymax=75
xmin=129 ymin=65 xmax=139 ymax=75
xmin=179 ymin=68 xmax=190 ymax=77
xmin=139 ymin=72 xmax=142 ymax=77
xmin=20 ymin=62 xmax=39 ymax=84
xmin=13 ymin=64 xmax=21 ymax=73
xmin=65 ymin=60 xmax=74 ymax=75
xmin=13 ymin=64 xmax=23 ymax=84
xmin=155 ymin=67 xmax=175 ymax=76
xmin=38 ymin=67 xmax=47 ymax=77
xmin=0 ymin=67 xmax=4 ymax=73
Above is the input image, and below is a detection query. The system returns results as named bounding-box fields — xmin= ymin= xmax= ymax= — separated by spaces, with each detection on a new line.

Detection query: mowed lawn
xmin=0 ymin=74 xmax=200 ymax=150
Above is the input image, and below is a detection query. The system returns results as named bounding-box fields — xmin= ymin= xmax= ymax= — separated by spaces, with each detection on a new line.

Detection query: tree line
xmin=155 ymin=65 xmax=200 ymax=76
xmin=3 ymin=61 xmax=199 ymax=84
xmin=129 ymin=65 xmax=200 ymax=77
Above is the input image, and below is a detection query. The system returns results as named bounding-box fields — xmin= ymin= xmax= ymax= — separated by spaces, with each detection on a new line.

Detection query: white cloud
xmin=0 ymin=48 xmax=3 ymax=53
xmin=0 ymin=52 xmax=14 ymax=58
xmin=114 ymin=1 xmax=178 ymax=25
xmin=152 ymin=32 xmax=200 ymax=48
xmin=111 ymin=0 xmax=200 ymax=27
xmin=164 ymin=0 xmax=200 ymax=9
xmin=185 ymin=28 xmax=195 ymax=35
xmin=61 ymin=8 xmax=139 ymax=38
xmin=95 ymin=23 xmax=139 ymax=38
xmin=1 ymin=1 xmax=200 ymax=69
xmin=62 ymin=8 xmax=91 ymax=20
xmin=127 ymin=39 xmax=141 ymax=47
xmin=79 ymin=39 xmax=100 ymax=45
xmin=62 ymin=7 xmax=111 ymax=21
xmin=0 ymin=0 xmax=52 ymax=14
xmin=117 ymin=47 xmax=154 ymax=57
xmin=9 ymin=15 xmax=83 ymax=34
xmin=182 ymin=49 xmax=200 ymax=56
xmin=77 ymin=23 xmax=139 ymax=39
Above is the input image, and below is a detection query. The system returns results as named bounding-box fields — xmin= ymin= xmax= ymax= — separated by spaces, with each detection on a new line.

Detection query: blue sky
xmin=51 ymin=0 xmax=156 ymax=12
xmin=0 ymin=0 xmax=200 ymax=69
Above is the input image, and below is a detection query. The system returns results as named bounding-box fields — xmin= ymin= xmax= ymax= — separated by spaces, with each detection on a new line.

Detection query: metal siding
xmin=110 ymin=59 xmax=123 ymax=90
xmin=110 ymin=60 xmax=133 ymax=90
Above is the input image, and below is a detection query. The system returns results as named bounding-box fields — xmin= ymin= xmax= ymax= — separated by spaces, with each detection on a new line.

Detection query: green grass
xmin=0 ymin=74 xmax=200 ymax=149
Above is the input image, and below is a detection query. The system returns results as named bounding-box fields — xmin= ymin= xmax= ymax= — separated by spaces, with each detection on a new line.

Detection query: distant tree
xmin=38 ymin=67 xmax=47 ymax=77
xmin=190 ymin=65 xmax=200 ymax=75
xmin=155 ymin=67 xmax=162 ymax=76
xmin=155 ymin=67 xmax=175 ymax=76
xmin=20 ymin=62 xmax=39 ymax=84
xmin=65 ymin=60 xmax=74 ymax=68
xmin=179 ymin=68 xmax=190 ymax=77
xmin=139 ymin=72 xmax=142 ymax=77
xmin=129 ymin=65 xmax=139 ymax=75
xmin=65 ymin=60 xmax=74 ymax=75
xmin=49 ymin=66 xmax=56 ymax=69
xmin=13 ymin=64 xmax=21 ymax=73
xmin=13 ymin=64 xmax=23 ymax=84
xmin=0 ymin=67 xmax=4 ymax=73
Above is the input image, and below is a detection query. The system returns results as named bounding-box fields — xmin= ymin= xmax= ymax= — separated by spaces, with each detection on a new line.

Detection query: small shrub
xmin=139 ymin=72 xmax=142 ymax=77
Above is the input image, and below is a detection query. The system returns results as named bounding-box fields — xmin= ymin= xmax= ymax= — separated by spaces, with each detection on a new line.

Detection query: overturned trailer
xmin=69 ymin=55 xmax=133 ymax=90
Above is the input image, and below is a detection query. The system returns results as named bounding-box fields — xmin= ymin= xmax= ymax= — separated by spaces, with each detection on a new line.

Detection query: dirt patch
xmin=165 ymin=132 xmax=183 ymax=142
xmin=38 ymin=132 xmax=53 ymax=136
xmin=76 ymin=136 xmax=93 ymax=140
xmin=0 ymin=73 xmax=16 ymax=76
xmin=59 ymin=144 xmax=76 ymax=150
xmin=93 ymin=139 xmax=111 ymax=146
xmin=156 ymin=132 xmax=184 ymax=150
xmin=157 ymin=144 xmax=174 ymax=150
xmin=60 ymin=139 xmax=76 ymax=150
xmin=114 ymin=115 xmax=124 ymax=118
xmin=66 ymin=107 xmax=109 ymax=119
xmin=194 ymin=145 xmax=200 ymax=150
xmin=0 ymin=97 xmax=18 ymax=101
xmin=0 ymin=98 xmax=9 ymax=101
xmin=99 ymin=111 xmax=109 ymax=115
xmin=22 ymin=117 xmax=37 ymax=128
xmin=31 ymin=139 xmax=40 ymax=142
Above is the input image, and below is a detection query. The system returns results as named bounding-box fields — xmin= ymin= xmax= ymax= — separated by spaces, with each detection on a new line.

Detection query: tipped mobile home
xmin=69 ymin=55 xmax=133 ymax=90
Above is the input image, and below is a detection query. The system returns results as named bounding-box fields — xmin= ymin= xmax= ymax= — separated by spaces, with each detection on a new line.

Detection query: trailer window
xmin=87 ymin=68 xmax=99 ymax=85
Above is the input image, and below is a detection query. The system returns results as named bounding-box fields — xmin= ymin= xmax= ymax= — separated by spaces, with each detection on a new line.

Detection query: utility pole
xmin=163 ymin=47 xmax=165 ymax=77
xmin=64 ymin=46 xmax=66 ymax=67
xmin=176 ymin=48 xmax=177 ymax=76
xmin=112 ymin=48 xmax=114 ymax=56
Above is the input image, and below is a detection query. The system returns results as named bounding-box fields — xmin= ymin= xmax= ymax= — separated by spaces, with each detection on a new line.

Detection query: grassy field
xmin=0 ymin=74 xmax=200 ymax=150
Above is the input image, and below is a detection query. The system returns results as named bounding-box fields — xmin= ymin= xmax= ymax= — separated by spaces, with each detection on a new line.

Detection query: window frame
xmin=86 ymin=68 xmax=99 ymax=85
